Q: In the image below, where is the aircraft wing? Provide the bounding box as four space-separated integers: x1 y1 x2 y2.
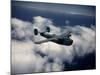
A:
34 37 57 44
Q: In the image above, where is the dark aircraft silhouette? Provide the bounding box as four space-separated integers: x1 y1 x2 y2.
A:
33 26 73 46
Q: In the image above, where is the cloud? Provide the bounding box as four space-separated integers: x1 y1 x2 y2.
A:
11 16 96 74
11 18 33 41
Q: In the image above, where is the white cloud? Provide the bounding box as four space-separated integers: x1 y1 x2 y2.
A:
11 16 96 74
11 18 33 41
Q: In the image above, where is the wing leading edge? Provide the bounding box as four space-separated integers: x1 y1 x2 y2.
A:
34 37 57 44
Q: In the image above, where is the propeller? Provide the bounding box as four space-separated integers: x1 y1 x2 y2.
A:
34 26 50 35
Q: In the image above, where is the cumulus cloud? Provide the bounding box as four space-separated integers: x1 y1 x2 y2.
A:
11 16 96 74
11 18 33 41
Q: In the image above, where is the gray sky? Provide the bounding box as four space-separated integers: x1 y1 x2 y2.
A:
12 1 96 16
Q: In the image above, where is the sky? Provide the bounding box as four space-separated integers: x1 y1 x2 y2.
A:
12 1 96 26
11 1 96 74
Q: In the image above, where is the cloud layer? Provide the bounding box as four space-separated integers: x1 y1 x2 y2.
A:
11 16 96 74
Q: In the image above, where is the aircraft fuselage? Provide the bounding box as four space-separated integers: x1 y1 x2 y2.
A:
40 32 73 46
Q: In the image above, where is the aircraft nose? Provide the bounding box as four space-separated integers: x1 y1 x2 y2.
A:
70 39 73 45
66 38 73 46
64 38 73 46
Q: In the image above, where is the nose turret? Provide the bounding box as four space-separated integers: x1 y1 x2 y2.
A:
69 39 73 45
64 38 73 46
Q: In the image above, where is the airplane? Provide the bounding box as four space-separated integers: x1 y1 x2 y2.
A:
33 26 73 46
